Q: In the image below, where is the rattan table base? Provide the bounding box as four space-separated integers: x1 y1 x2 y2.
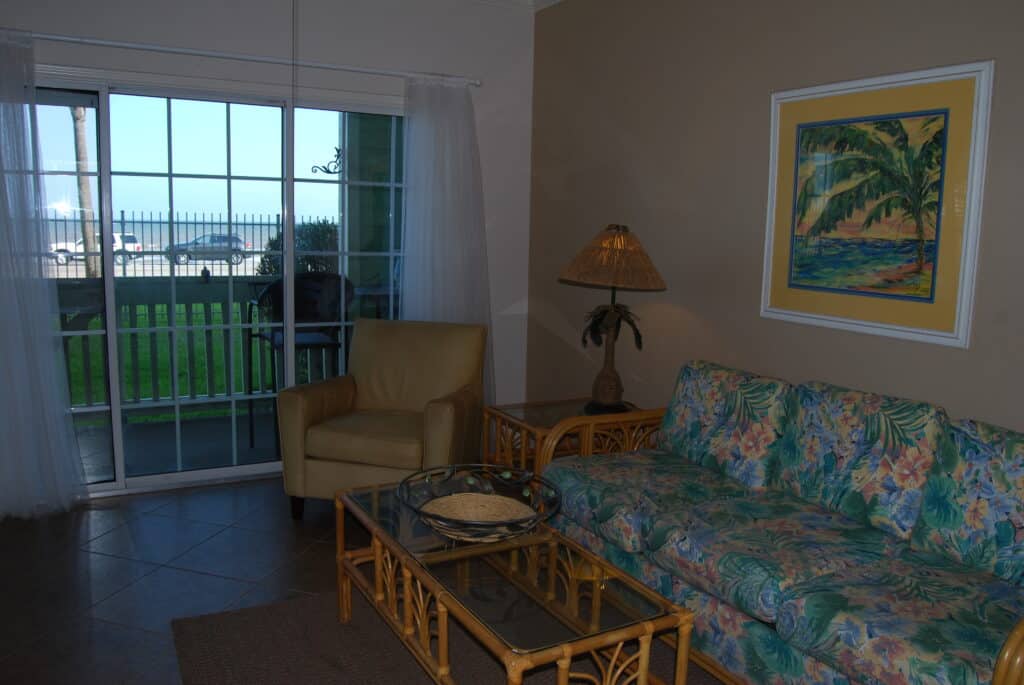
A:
336 493 694 685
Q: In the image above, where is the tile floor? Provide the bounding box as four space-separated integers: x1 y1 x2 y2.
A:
0 476 357 684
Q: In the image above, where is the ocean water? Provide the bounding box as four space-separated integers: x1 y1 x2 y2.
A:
790 237 937 299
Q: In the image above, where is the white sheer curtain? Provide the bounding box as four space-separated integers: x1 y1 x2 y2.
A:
0 30 85 518
400 78 494 401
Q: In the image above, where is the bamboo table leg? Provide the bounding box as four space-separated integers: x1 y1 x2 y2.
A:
675 617 692 685
335 497 351 622
556 655 571 685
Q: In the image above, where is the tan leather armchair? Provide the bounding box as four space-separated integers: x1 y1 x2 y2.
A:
277 318 487 517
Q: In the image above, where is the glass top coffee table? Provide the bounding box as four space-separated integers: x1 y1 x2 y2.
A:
335 483 693 684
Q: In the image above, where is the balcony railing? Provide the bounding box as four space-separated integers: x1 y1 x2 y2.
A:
52 212 398 410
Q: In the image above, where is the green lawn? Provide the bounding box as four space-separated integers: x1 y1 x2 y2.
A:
64 302 354 409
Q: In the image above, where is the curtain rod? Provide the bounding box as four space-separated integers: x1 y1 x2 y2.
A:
31 32 482 87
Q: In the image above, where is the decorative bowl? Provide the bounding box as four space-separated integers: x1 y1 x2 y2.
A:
397 464 561 543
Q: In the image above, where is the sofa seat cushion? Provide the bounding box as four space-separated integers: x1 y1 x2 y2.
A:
543 450 748 553
776 551 1024 685
645 492 905 623
912 419 1024 586
657 360 793 490
306 410 422 469
770 381 947 540
552 514 857 685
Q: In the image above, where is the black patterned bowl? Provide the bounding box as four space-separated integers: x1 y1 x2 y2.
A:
397 464 561 543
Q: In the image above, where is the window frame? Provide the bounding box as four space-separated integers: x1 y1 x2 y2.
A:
35 64 405 496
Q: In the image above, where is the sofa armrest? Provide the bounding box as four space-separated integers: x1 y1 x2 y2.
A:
276 375 357 496
994 618 1024 685
535 408 666 473
423 384 480 469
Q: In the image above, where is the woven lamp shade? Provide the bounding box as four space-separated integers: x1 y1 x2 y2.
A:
559 224 666 291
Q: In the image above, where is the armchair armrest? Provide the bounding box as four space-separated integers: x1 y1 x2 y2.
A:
276 375 357 496
423 384 480 469
535 408 666 473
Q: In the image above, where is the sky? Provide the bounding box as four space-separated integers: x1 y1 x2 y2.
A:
36 94 391 223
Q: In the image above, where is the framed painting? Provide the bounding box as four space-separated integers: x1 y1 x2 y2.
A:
760 62 993 347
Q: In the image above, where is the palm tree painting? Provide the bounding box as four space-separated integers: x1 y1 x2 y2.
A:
789 110 948 301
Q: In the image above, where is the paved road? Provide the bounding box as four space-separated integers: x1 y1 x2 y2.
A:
48 254 266 279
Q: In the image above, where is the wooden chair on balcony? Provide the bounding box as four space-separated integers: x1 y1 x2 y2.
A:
245 273 354 449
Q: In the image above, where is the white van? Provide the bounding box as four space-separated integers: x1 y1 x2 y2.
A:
50 233 142 265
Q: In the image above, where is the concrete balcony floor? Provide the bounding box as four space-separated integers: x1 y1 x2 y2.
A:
79 409 279 485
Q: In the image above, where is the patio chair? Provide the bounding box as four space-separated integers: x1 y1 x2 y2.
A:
277 318 487 518
245 273 354 449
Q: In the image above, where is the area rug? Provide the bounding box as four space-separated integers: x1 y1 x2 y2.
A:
173 591 722 684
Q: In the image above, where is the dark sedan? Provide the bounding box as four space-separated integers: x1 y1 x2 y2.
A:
165 234 251 265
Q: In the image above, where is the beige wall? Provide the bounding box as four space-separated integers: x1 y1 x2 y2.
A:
6 0 534 403
529 0 1024 430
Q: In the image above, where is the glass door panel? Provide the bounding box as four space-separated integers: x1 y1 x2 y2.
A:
37 88 115 485
293 107 402 378
110 93 284 477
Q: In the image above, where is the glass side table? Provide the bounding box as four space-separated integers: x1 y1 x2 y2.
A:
482 398 638 470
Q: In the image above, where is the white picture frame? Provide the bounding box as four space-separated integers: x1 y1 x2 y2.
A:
760 61 994 348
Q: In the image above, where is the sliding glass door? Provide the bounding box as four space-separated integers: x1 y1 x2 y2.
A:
35 83 403 490
37 88 115 485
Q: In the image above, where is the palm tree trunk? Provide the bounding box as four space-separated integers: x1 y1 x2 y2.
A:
914 217 925 273
591 321 623 406
72 106 100 278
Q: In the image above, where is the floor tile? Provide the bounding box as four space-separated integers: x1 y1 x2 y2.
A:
87 491 179 518
149 484 268 526
69 506 137 542
232 494 335 543
245 540 338 598
84 513 224 564
168 525 309 582
33 551 158 609
0 617 180 685
91 566 252 635
0 553 156 660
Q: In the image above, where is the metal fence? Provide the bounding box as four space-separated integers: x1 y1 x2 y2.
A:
47 210 285 279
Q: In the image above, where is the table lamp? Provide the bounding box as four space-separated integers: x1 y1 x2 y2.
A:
559 224 666 414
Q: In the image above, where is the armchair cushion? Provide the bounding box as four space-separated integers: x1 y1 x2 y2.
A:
349 319 486 412
306 410 423 470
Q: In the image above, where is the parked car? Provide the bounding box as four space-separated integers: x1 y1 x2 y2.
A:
165 234 251 265
50 233 142 265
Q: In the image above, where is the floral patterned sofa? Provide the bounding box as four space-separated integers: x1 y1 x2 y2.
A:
541 360 1024 685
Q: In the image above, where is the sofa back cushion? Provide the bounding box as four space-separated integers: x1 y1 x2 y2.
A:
774 381 945 540
911 419 1024 584
657 360 792 490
